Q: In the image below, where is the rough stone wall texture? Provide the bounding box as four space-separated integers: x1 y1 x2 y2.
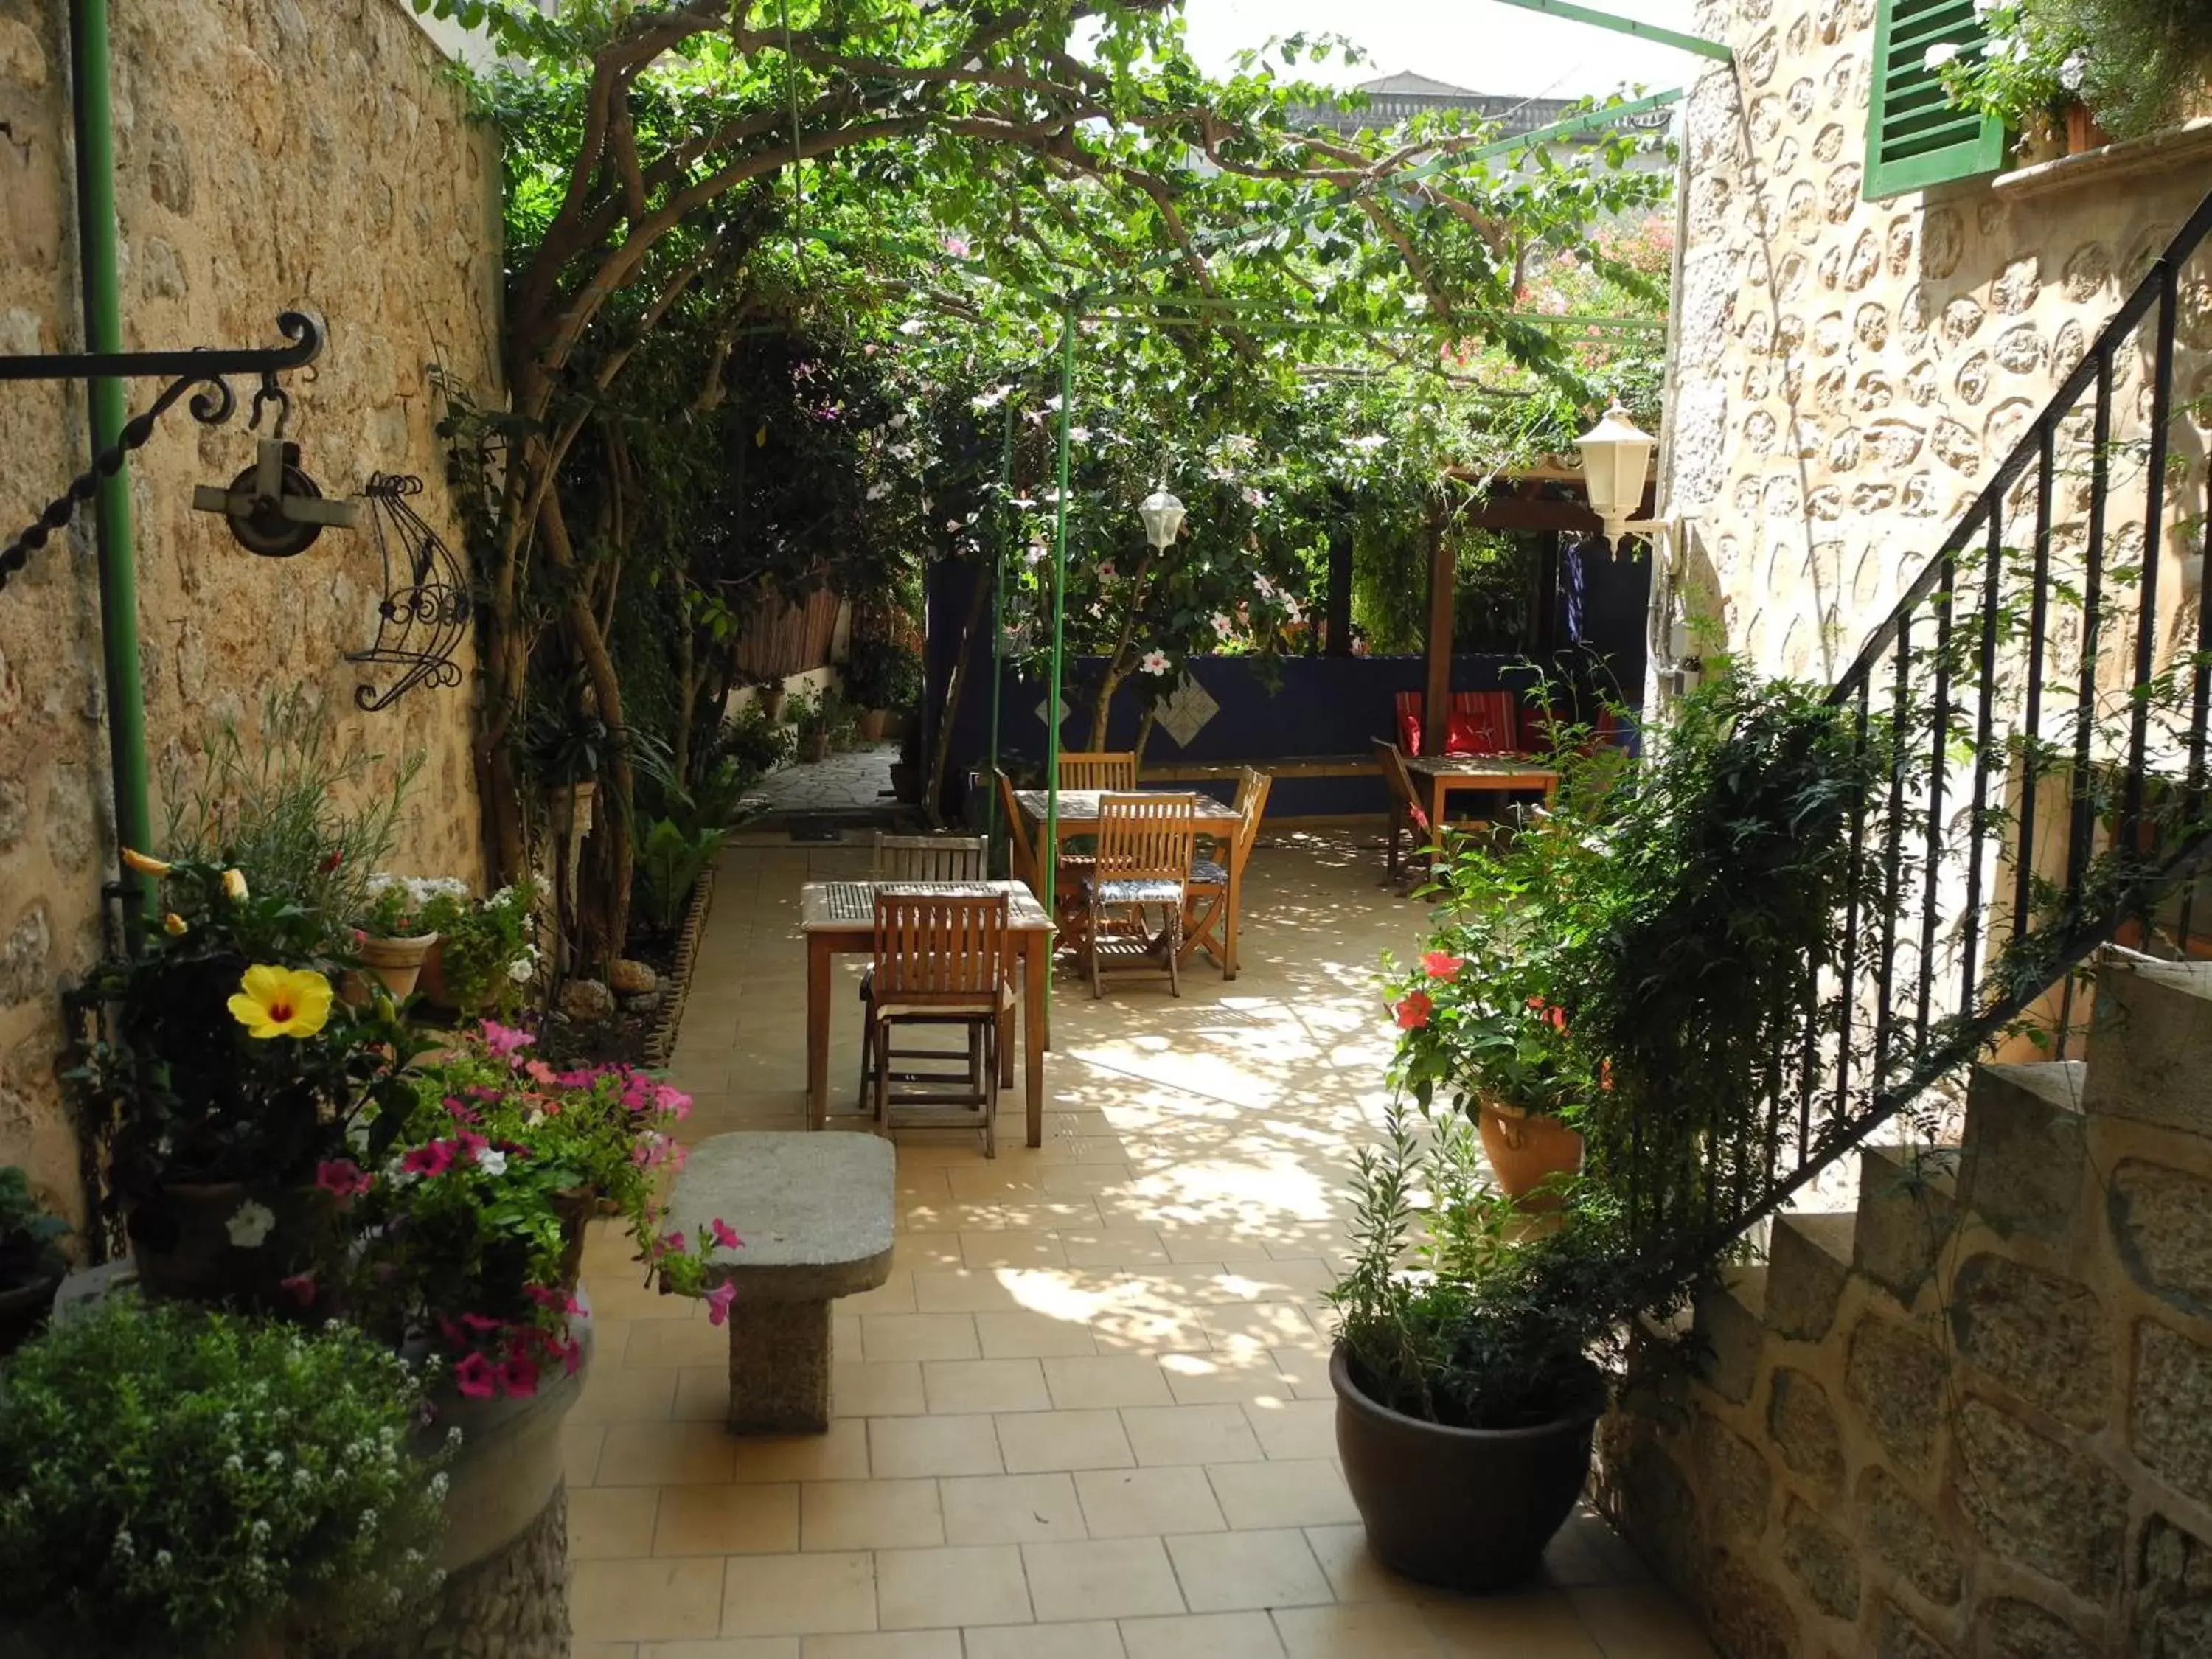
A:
0 0 498 1213
1599 960 2212 1658
1665 0 2212 688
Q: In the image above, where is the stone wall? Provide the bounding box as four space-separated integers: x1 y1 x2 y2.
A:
1662 0 2212 687
0 0 500 1214
1600 959 2212 1658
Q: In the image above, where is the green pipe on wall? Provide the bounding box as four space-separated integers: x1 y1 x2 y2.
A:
68 0 156 921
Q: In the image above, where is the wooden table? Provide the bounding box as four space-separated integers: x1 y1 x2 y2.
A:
1391 756 1561 879
801 880 1055 1147
1015 789 1253 974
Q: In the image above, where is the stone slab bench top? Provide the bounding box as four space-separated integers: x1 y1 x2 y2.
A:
668 1131 896 1304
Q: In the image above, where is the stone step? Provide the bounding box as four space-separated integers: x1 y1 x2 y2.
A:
1690 1262 1767 1405
1852 1144 1960 1307
1764 1211 1855 1343
2081 957 2212 1138
1956 1060 2087 1243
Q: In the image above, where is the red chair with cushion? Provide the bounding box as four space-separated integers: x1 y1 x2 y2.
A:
1447 690 1517 756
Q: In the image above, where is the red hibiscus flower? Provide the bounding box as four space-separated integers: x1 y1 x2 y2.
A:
1394 992 1433 1031
1422 951 1465 979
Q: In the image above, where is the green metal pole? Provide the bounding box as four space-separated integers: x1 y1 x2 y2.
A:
1043 300 1078 933
69 0 154 922
1487 0 1733 62
984 402 1015 861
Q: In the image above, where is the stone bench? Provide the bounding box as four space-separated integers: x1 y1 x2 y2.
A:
667 1130 896 1433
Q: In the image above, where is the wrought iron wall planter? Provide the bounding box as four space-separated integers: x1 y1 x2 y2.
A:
346 473 471 712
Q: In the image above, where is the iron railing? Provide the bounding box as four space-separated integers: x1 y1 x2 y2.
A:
1649 186 2212 1258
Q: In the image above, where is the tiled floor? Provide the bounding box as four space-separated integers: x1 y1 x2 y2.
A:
750 745 901 815
568 830 1717 1659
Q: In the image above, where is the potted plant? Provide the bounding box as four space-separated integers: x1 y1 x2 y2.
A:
67 854 422 1312
354 874 442 1002
847 644 925 742
788 689 832 762
417 881 543 1018
1324 1102 1643 1591
0 1167 69 1357
1930 2 2212 158
0 1295 450 1658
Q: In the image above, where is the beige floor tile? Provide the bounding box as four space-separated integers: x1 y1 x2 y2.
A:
997 1408 1136 1473
638 1644 800 1659
625 1318 740 1369
961 1229 1069 1269
653 1483 801 1555
1242 1400 1338 1461
575 1365 682 1427
675 1367 734 1422
1197 1303 1319 1350
1121 1611 1287 1659
869 1413 1004 1478
797 1633 963 1659
587 1270 700 1322
974 1309 1100 1358
575 1644 639 1659
1072 1466 1226 1539
1264 1346 1337 1402
1207 1460 1358 1530
732 1419 872 1484
940 1472 1089 1545
1166 1528 1332 1614
1043 1354 1177 1411
1156 1349 1295 1406
1563 1585 1717 1659
860 1314 981 1363
566 1423 608 1486
834 1361 928 1419
1419 1592 1607 1658
571 1557 727 1642
570 1486 662 1560
1121 1405 1265 1467
1057 1229 1170 1268
1158 1229 1279 1265
874 1543 1033 1629
894 1232 967 1270
720 1551 877 1638
597 1422 741 1486
1273 1602 1445 1658
1545 1513 1651 1589
801 1479 945 1551
961 1620 1125 1659
922 1358 1050 1415
1301 1525 1424 1604
841 1274 919 1316
1022 1537 1187 1623
949 1197 1105 1231
1089 1304 1214 1354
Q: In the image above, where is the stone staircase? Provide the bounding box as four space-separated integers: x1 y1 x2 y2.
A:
1598 955 2212 1659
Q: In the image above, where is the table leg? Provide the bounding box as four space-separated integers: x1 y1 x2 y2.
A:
1430 776 1450 843
806 935 832 1130
1386 799 1402 881
1024 938 1047 1147
1224 849 1244 981
725 1297 831 1433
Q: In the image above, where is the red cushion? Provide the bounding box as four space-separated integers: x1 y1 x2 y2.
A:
1447 691 1515 755
1394 692 1424 757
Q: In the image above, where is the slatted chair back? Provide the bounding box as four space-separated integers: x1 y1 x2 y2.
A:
1094 793 1199 886
873 832 987 883
995 770 1037 887
872 892 1011 1010
1229 768 1273 864
1373 740 1432 838
1058 751 1138 791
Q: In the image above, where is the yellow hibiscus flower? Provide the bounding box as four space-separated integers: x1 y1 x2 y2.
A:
221 869 250 902
227 965 334 1040
121 848 173 877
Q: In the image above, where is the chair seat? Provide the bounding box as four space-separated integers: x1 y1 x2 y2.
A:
873 983 1016 1022
1092 877 1188 905
1188 860 1228 888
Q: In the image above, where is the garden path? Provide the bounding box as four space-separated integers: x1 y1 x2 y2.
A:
567 830 1717 1658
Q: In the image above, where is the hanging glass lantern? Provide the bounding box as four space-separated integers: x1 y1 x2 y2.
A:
1574 402 1656 554
1138 487 1187 551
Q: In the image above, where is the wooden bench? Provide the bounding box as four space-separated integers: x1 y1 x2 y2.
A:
667 1131 895 1433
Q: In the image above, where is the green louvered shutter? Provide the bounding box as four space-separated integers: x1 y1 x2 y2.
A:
1864 0 2006 200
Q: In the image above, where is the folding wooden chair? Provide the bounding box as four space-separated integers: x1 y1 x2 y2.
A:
856 834 990 1110
1183 768 1271 980
867 891 1014 1157
995 769 1037 891
1373 739 1437 894
1080 793 1199 998
1057 751 1138 790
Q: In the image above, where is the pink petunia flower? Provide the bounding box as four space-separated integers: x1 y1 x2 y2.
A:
1422 952 1466 979
444 1094 480 1124
526 1284 582 1315
654 1083 693 1119
704 1282 737 1327
1394 992 1433 1032
459 1311 505 1334
400 1141 456 1178
711 1217 742 1251
315 1159 372 1200
499 1352 540 1398
279 1272 317 1307
661 1230 687 1258
455 1130 490 1159
524 1059 560 1086
453 1352 498 1399
481 1020 535 1062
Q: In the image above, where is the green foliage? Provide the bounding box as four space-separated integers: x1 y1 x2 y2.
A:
1933 0 2212 140
0 1296 448 1656
0 1166 68 1284
161 689 422 945
846 644 924 712
418 884 542 1016
636 819 727 936
716 702 797 779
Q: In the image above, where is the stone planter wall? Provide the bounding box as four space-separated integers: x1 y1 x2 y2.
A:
1598 959 2212 1658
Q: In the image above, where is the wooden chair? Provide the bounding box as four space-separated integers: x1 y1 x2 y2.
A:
1080 793 1199 998
1183 768 1271 980
995 769 1037 891
857 834 991 1110
866 891 1014 1157
1373 739 1437 894
1058 751 1138 791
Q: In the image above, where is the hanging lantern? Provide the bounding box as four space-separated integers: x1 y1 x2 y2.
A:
1574 401 1656 554
1138 487 1187 551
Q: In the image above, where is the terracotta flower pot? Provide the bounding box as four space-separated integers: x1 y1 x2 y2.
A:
1475 1097 1585 1203
127 1182 334 1312
1332 1345 1602 1591
357 931 439 1002
419 939 496 1018
860 708 891 742
2065 102 2112 155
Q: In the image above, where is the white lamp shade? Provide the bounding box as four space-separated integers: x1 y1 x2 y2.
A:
1138 487 1187 549
1574 402 1655 540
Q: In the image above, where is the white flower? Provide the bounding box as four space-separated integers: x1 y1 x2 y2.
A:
1139 649 1170 676
2059 50 2088 91
865 481 889 502
428 1472 450 1500
1241 486 1267 509
507 950 537 985
1347 433 1388 451
1923 41 1961 70
153 1550 173 1570
897 318 926 336
476 1149 509 1177
1212 614 1235 639
225 1201 276 1249
265 1450 285 1469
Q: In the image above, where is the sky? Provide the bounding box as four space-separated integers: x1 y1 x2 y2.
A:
1179 0 1706 103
